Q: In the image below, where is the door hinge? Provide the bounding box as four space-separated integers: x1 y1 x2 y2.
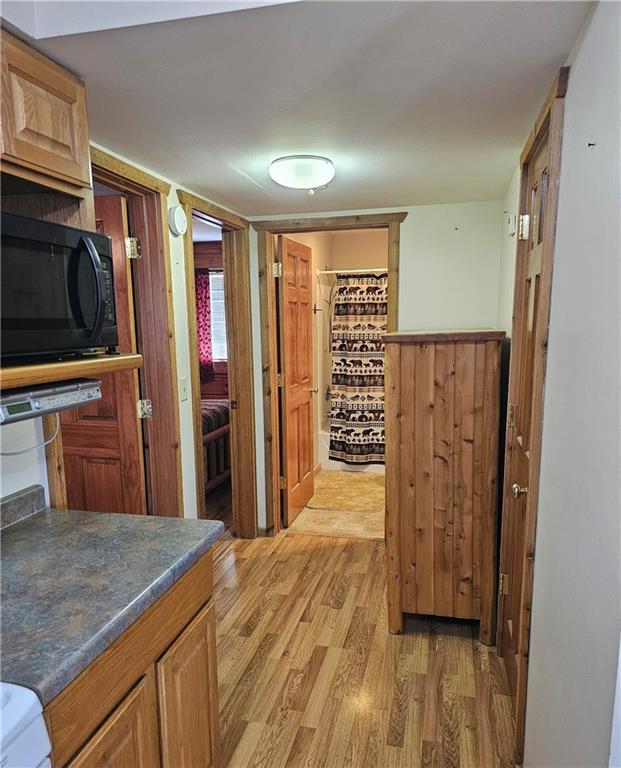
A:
136 399 153 419
279 476 287 490
272 261 283 278
277 373 284 387
517 214 530 241
499 572 509 596
125 237 142 260
507 403 516 428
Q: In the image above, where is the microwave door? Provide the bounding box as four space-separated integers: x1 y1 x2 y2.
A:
80 236 106 342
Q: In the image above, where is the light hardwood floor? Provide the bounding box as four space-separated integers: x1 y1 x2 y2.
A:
213 533 515 767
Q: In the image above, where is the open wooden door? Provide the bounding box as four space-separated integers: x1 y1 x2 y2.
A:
61 195 147 514
278 236 314 525
497 69 568 762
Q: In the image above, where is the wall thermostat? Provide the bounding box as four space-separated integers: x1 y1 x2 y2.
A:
168 205 188 237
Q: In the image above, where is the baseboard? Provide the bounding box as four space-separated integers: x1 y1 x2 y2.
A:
313 463 321 477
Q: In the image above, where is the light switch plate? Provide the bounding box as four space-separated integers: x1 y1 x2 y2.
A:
179 377 189 402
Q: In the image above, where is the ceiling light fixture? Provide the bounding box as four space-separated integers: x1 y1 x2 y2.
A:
268 155 335 195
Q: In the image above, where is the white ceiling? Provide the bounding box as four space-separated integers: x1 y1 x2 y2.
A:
31 1 591 216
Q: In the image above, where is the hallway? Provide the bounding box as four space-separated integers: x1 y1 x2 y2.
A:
213 533 515 767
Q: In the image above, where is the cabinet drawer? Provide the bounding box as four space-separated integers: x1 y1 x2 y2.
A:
67 672 160 768
157 602 220 768
1 31 90 187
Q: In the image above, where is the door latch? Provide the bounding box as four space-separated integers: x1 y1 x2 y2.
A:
136 399 153 419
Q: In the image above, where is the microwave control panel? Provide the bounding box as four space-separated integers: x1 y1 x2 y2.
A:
0 379 102 425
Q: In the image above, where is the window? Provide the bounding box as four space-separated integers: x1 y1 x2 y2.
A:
209 271 227 360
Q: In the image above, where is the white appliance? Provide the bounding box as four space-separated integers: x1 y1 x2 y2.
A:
0 682 51 768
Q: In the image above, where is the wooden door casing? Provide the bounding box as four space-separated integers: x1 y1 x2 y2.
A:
61 195 146 515
496 68 568 763
157 602 220 768
67 672 160 768
279 237 314 525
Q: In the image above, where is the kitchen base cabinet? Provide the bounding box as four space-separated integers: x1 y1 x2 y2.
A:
158 603 220 768
67 673 160 768
44 552 220 767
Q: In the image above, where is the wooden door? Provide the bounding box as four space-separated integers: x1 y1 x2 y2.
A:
157 602 220 768
278 237 314 525
61 195 146 514
67 672 160 768
497 69 568 762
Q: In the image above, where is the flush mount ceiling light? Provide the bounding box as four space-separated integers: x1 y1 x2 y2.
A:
268 155 335 195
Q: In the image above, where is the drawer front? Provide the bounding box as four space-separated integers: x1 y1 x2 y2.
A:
67 672 160 768
1 32 90 187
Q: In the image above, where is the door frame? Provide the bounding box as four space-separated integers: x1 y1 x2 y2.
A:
496 68 569 763
90 146 184 517
253 212 407 535
178 190 257 538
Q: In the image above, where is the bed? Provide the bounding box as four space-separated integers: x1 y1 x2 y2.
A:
201 399 231 493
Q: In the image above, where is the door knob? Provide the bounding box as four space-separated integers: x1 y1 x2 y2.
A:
511 482 528 499
307 387 319 393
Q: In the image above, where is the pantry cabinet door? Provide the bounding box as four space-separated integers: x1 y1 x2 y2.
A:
67 673 160 768
1 30 90 187
157 602 220 768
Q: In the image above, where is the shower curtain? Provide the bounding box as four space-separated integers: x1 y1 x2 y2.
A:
329 272 387 464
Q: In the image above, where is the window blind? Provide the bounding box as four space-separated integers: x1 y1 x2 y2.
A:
209 272 227 360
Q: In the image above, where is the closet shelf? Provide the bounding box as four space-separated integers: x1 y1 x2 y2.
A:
0 353 143 391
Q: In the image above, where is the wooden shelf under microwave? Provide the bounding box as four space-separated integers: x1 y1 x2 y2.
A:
0 353 143 391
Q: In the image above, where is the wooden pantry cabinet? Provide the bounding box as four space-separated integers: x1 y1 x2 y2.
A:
384 331 505 644
45 553 220 768
1 30 91 190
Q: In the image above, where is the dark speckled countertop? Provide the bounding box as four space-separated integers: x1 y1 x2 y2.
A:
0 502 224 706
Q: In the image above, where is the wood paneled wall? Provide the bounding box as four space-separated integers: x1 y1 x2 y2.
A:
385 330 505 644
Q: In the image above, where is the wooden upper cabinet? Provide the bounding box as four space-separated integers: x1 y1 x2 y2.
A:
157 602 220 768
1 30 91 188
67 672 160 768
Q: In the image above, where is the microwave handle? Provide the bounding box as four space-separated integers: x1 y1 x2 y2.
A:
81 236 107 342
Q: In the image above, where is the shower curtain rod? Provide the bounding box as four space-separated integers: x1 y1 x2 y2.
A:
317 268 387 275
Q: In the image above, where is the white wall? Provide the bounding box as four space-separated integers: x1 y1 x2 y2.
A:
0 420 49 501
497 167 520 334
523 4 621 766
399 201 504 330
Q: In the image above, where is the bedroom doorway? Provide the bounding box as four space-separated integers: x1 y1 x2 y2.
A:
178 191 257 538
254 212 407 537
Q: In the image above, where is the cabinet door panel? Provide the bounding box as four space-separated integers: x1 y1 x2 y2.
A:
67 672 160 768
157 602 220 768
1 31 90 186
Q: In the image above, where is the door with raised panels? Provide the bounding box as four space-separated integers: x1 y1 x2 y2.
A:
61 195 146 514
497 69 568 762
157 602 220 768
278 236 315 525
67 673 160 768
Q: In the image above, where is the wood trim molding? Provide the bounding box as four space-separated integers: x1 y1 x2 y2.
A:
177 189 247 231
251 212 408 233
90 146 171 195
257 211 405 532
180 196 257 536
385 330 506 344
520 67 569 165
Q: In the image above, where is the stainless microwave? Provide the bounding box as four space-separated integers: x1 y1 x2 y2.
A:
1 213 118 363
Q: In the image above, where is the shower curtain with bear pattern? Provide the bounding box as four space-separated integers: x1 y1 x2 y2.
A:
329 272 387 464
